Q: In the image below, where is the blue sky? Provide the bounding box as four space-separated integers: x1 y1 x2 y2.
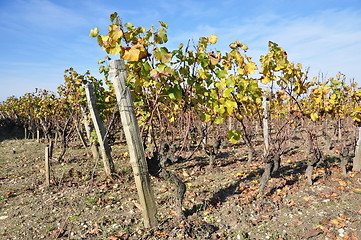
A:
0 0 361 101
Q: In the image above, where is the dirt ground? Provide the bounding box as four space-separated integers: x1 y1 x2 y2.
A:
0 138 360 239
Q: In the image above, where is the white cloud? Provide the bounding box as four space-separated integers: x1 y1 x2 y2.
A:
2 0 87 30
170 8 361 81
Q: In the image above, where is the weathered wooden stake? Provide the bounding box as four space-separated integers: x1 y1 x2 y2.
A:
80 106 99 160
54 131 58 147
45 146 50 187
110 59 157 228
37 129 40 143
262 96 269 154
353 123 361 171
49 140 53 158
85 84 115 177
24 126 27 139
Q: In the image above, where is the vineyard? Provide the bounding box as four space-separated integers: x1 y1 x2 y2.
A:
0 12 361 239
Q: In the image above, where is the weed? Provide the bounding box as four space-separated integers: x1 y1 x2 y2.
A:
45 225 55 231
86 198 97 205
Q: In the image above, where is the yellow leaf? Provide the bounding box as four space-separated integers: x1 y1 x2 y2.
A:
97 35 111 47
338 180 347 186
229 42 237 49
310 112 319 121
107 45 121 55
275 65 285 71
236 172 245 177
208 34 218 44
330 219 340 225
240 43 248 51
89 27 99 37
237 67 245 75
108 24 123 40
246 62 258 74
261 76 271 84
122 45 148 61
209 54 219 65
197 69 208 80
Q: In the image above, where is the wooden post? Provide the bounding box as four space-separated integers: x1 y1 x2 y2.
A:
85 84 115 177
24 126 27 139
37 129 40 143
54 131 58 147
353 123 361 171
45 146 50 187
49 140 53 158
262 96 269 154
110 59 157 228
228 116 233 131
80 106 99 160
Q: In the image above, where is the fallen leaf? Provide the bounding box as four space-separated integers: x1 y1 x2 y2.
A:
154 230 169 237
320 218 330 225
204 177 212 183
306 228 323 238
287 200 296 207
262 214 273 220
170 210 177 216
303 196 314 202
108 236 119 240
338 180 347 186
50 228 66 239
182 170 190 177
292 218 303 226
88 228 102 235
331 192 339 197
134 202 143 211
236 172 245 178
330 219 340 225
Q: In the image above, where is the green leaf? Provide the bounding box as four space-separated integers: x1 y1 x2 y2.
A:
168 84 182 100
223 88 234 98
154 47 172 63
159 21 168 29
225 99 237 109
228 130 242 143
216 69 227 79
154 28 168 44
110 12 118 22
214 117 224 124
201 113 212 122
124 22 135 29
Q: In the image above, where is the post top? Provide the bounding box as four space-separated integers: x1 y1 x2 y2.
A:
110 59 126 71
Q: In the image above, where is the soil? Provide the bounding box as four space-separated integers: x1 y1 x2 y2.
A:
0 138 360 239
